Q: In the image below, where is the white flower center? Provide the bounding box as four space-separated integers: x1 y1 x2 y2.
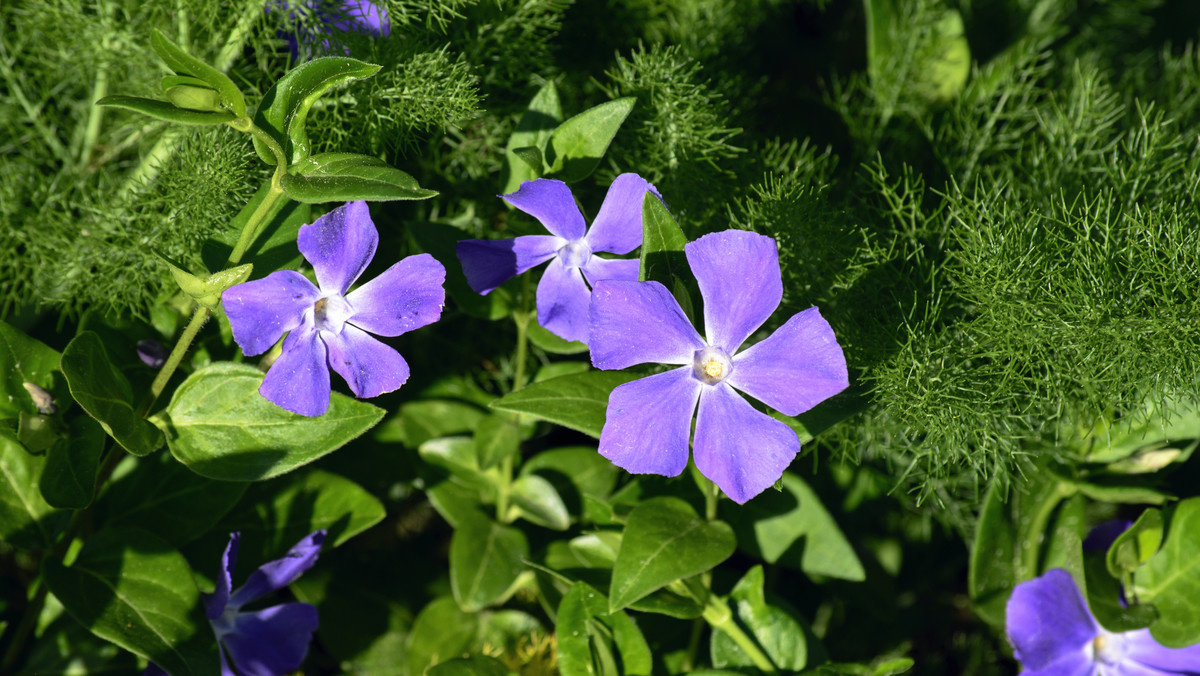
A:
1092 630 1129 668
311 294 353 334
692 346 733 385
558 240 592 269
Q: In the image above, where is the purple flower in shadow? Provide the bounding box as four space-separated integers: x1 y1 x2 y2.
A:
587 229 849 503
274 0 390 61
456 174 659 344
222 201 446 417
1007 568 1200 675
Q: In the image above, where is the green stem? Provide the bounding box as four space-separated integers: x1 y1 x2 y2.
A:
1021 481 1074 579
702 594 777 673
511 274 532 394
143 306 209 416
495 453 515 523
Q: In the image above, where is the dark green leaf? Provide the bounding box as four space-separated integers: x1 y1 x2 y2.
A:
504 81 562 193
0 430 64 548
450 511 529 612
1086 550 1157 632
95 95 236 125
40 415 105 509
377 399 487 448
606 609 652 675
556 583 597 676
1133 497 1200 647
407 597 481 674
0 320 63 419
61 331 163 456
153 362 383 481
511 146 544 174
508 474 570 530
490 371 640 438
281 152 437 203
149 29 244 116
428 655 515 676
474 415 520 470
638 191 687 287
544 97 635 183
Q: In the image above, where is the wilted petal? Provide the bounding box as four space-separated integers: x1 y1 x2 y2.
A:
599 368 700 477
346 253 445 336
1125 628 1200 672
298 201 378 295
589 280 703 369
581 255 639 287
456 235 560 295
203 533 240 619
259 325 331 417
536 257 592 343
222 271 320 357
502 179 586 240
727 307 849 416
221 603 319 676
685 230 782 352
229 531 326 608
1006 569 1099 671
585 173 659 255
324 325 410 399
693 383 798 504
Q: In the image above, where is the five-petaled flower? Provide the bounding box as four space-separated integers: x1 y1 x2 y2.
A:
588 229 849 503
1007 568 1200 675
456 174 659 344
146 531 326 676
223 201 446 417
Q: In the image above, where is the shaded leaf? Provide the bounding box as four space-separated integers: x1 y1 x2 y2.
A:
504 81 563 193
450 511 529 612
0 430 65 548
545 98 635 183
40 415 105 509
490 371 640 438
61 332 163 456
1133 497 1200 647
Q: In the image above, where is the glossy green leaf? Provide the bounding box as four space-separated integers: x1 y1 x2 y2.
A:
43 527 220 675
504 80 562 193
1108 508 1164 579
450 511 529 612
149 29 244 116
527 321 588 355
545 97 635 183
407 596 481 674
607 609 652 675
474 415 520 470
0 320 63 420
627 586 705 619
156 253 252 310
160 74 211 91
0 430 65 548
724 472 864 581
95 95 236 125
281 152 437 203
609 497 735 612
1133 497 1200 647
490 371 640 438
711 566 811 671
508 474 570 530
61 331 163 456
153 362 383 481
428 655 515 676
40 415 105 509
253 57 381 165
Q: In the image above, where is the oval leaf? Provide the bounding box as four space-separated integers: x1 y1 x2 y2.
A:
61 331 163 456
490 370 639 438
450 511 529 612
508 474 570 530
0 320 63 419
545 97 635 183
282 153 437 203
96 95 236 125
150 29 244 117
1133 497 1200 647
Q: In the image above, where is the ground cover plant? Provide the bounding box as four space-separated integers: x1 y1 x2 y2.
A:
2 0 1200 673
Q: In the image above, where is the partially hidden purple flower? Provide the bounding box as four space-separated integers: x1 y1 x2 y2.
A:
1007 568 1200 675
588 229 849 503
456 175 660 344
222 201 446 417
146 531 326 676
273 0 390 61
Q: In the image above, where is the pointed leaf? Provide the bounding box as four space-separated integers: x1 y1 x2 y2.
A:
511 146 544 174
96 95 237 125
711 566 812 670
450 511 529 612
504 81 562 193
61 332 163 456
508 474 570 530
1108 508 1164 578
490 371 639 438
544 97 635 183
150 29 244 116
281 152 437 203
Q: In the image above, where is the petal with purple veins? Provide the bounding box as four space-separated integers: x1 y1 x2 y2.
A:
501 179 586 240
1005 569 1099 671
727 307 849 416
221 603 319 676
589 280 703 369
685 230 783 352
536 257 592 343
581 255 639 287
222 271 320 357
692 383 798 504
324 325 410 399
346 253 446 337
297 201 378 295
585 173 659 255
229 531 326 608
259 325 332 417
203 532 240 620
456 235 561 295
598 368 700 478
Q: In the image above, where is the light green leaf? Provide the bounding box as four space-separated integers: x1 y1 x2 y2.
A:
149 29 245 117
40 415 105 509
474 415 520 470
544 98 636 183
281 152 437 203
154 362 383 481
61 331 163 456
569 532 622 568
1133 497 1200 647
96 95 236 125
711 566 812 671
1108 508 1164 578
490 371 640 438
504 81 562 193
450 511 530 612
508 474 570 530
420 436 500 500
407 597 481 675
0 430 65 548
156 253 252 310
0 320 62 420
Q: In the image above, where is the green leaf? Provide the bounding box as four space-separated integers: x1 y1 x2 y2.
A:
419 436 500 500
504 80 562 193
606 608 652 675
1085 550 1157 633
609 497 735 612
511 146 544 174
202 182 310 276
508 474 570 530
544 97 636 183
490 371 640 438
153 362 384 481
711 566 812 671
450 511 530 612
61 332 163 456
281 152 437 203
407 597 481 674
428 655 515 676
43 527 221 676
0 320 63 419
569 532 622 568
408 222 510 320
1108 508 1164 578
150 29 245 117
1133 497 1200 647
912 9 971 104
156 253 253 310
527 320 589 355
164 85 223 112
520 446 619 518
253 57 381 165
96 95 237 125
556 583 598 676
39 415 105 509
474 415 520 470
1072 480 1170 506
723 472 864 581
377 399 487 448
638 191 687 287
0 430 65 548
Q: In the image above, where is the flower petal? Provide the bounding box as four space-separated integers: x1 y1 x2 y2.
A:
502 179 586 240
1082 519 1133 553
727 307 849 416
297 201 378 295
693 383 798 504
685 230 782 352
581 255 639 287
536 257 592 343
584 173 659 255
259 325 331 417
589 280 704 369
1006 569 1099 671
324 325 410 398
229 531 326 608
456 235 560 295
222 271 320 357
1125 628 1200 672
599 368 700 477
345 253 446 336
203 533 240 619
1016 651 1098 676
221 603 319 676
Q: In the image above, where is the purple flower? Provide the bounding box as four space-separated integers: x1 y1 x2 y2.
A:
456 174 660 344
1007 568 1200 675
273 0 390 61
222 201 446 417
137 339 167 369
587 229 849 503
146 531 326 676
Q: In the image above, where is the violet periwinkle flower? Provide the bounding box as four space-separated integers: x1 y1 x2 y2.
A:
456 174 660 344
1007 568 1200 675
137 339 167 369
273 0 390 60
588 229 849 503
222 201 446 417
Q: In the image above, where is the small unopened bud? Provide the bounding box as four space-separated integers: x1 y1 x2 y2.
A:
22 382 56 415
138 339 168 369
